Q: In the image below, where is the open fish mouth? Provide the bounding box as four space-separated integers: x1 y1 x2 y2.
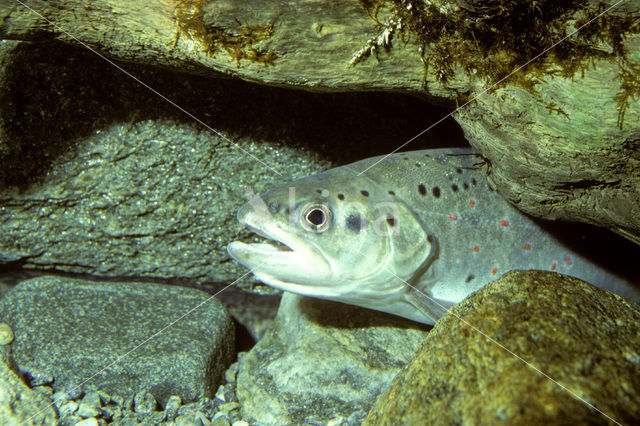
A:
244 224 293 253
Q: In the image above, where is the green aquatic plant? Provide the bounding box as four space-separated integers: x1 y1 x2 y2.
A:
614 61 640 128
353 0 639 127
175 0 277 66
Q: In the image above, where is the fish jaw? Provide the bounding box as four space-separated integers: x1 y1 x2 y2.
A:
226 203 336 295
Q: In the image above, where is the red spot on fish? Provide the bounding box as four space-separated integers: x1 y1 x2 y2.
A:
551 262 557 271
469 200 475 207
449 214 457 221
500 220 509 227
524 243 531 250
491 267 498 275
473 245 479 252
564 255 573 266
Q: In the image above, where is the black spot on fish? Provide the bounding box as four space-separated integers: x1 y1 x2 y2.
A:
456 168 462 174
463 182 469 190
452 184 459 192
346 213 363 232
466 274 475 283
285 206 293 216
361 190 369 197
386 215 396 227
418 184 426 195
316 189 322 194
403 157 409 161
415 162 421 167
268 201 280 214
388 190 396 196
472 178 477 185
433 186 441 198
424 154 431 158
337 194 344 201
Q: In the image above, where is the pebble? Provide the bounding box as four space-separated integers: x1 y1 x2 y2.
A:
133 391 156 414
0 322 13 345
77 402 102 418
59 400 79 417
174 414 202 426
74 418 99 426
212 415 231 426
82 390 103 408
32 385 54 397
165 394 182 421
224 362 238 383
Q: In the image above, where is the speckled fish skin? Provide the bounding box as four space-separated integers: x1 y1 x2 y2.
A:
227 148 640 325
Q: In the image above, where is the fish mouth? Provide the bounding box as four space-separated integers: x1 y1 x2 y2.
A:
243 224 294 253
226 208 333 292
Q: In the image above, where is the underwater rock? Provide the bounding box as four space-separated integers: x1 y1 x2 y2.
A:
456 57 640 245
0 355 58 425
364 270 640 425
0 0 425 92
2 1 638 243
236 292 429 425
0 276 235 406
0 40 332 284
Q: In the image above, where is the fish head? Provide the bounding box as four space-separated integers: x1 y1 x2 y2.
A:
227 166 436 317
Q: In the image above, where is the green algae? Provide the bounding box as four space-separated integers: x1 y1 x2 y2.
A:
175 0 277 67
354 0 640 128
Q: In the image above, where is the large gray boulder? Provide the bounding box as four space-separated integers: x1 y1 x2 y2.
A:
0 276 235 406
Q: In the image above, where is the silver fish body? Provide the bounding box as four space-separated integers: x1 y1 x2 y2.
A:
227 148 640 324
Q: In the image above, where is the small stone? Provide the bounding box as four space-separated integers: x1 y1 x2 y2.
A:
97 390 111 406
82 391 103 408
109 393 124 407
218 402 239 414
0 322 13 345
174 414 201 426
165 395 182 421
214 385 226 402
64 386 84 400
101 405 121 421
133 392 156 414
52 390 72 405
59 401 79 417
31 385 53 397
211 412 230 424
211 415 231 426
224 363 238 384
231 420 249 426
77 402 101 418
195 411 211 425
177 402 199 417
74 418 99 426
60 415 84 426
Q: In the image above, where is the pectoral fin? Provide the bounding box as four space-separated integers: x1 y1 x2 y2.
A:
406 288 455 325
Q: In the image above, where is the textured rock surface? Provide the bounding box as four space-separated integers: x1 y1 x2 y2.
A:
364 270 640 425
0 355 58 425
2 1 638 243
236 292 429 424
0 39 462 284
457 48 640 245
0 276 235 406
0 0 429 92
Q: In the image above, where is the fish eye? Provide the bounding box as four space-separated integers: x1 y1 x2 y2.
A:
301 203 332 233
